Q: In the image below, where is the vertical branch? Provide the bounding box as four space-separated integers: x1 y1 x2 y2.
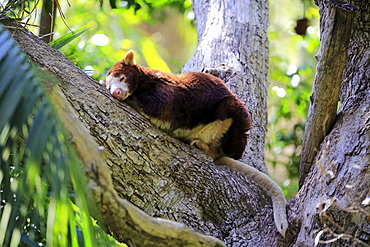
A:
299 0 357 188
39 0 57 43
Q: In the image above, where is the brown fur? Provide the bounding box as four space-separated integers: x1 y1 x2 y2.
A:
100 51 287 237
102 52 252 160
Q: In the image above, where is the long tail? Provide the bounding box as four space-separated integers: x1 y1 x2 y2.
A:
216 156 288 237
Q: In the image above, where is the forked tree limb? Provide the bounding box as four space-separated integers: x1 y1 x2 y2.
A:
299 0 357 188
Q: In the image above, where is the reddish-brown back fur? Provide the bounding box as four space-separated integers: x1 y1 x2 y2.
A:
106 60 252 160
101 52 289 237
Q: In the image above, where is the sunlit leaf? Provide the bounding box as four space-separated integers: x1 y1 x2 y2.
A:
0 25 117 246
49 25 92 50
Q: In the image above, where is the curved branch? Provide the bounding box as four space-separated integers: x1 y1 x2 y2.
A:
50 85 226 247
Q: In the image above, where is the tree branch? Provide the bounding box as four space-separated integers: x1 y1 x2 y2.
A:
299 0 357 187
7 24 283 246
50 84 226 247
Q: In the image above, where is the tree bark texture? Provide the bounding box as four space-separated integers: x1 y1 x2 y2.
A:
50 84 225 246
292 0 370 246
299 0 356 188
183 0 269 173
6 2 283 245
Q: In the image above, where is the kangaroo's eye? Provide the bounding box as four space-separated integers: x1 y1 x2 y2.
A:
119 76 125 82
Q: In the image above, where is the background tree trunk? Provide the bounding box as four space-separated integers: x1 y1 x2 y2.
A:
291 0 370 246
183 0 269 172
39 0 56 43
299 0 356 188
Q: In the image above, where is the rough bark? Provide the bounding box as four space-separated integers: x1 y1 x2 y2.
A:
292 92 370 246
292 0 370 246
183 0 269 173
50 84 225 247
5 1 282 244
299 0 356 188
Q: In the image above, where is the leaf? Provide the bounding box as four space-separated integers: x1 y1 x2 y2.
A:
0 25 114 246
20 234 40 247
49 25 92 50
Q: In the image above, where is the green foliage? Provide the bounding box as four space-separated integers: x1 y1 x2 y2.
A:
49 25 92 50
0 0 33 19
106 0 192 18
267 0 320 198
0 25 121 246
0 0 43 27
49 0 196 80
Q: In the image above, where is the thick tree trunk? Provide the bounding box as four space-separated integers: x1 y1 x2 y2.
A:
183 0 269 172
292 0 370 246
6 0 281 245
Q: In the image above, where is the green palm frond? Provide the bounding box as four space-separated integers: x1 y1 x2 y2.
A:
0 0 37 23
49 25 92 50
0 25 114 246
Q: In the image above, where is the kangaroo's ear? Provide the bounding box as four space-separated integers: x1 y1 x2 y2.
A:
123 50 136 66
